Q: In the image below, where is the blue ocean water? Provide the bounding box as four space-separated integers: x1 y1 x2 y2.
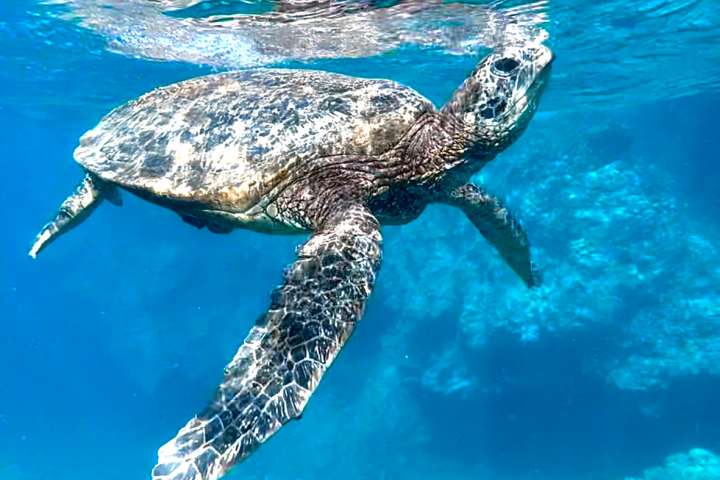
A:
2 0 720 479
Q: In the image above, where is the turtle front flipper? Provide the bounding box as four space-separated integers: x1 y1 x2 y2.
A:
29 173 122 258
153 204 382 480
441 182 540 288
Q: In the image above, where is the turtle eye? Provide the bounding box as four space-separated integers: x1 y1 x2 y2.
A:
493 58 520 74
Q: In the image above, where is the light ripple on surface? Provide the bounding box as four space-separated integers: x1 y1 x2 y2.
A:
3 0 720 113
38 0 550 64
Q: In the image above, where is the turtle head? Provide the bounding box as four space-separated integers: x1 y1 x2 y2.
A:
441 42 554 161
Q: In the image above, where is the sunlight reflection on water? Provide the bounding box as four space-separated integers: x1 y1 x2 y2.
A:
4 0 720 113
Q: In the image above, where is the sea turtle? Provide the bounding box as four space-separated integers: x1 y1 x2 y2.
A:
29 41 554 480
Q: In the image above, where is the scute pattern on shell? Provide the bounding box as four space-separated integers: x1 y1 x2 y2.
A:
74 69 435 212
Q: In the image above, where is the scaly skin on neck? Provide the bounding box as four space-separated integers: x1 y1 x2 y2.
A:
277 42 554 230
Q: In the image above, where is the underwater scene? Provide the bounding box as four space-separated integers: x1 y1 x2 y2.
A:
1 0 719 479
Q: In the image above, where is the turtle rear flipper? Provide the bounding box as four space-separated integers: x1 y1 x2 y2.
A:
29 173 122 258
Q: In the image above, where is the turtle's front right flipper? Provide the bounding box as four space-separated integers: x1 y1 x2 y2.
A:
29 173 122 259
153 204 382 480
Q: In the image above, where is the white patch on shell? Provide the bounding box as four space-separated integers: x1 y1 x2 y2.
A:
207 143 244 169
166 136 196 166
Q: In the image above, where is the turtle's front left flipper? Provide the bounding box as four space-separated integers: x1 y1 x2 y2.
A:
153 204 382 480
29 173 122 258
440 182 540 288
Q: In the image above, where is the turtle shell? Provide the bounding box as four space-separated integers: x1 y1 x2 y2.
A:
74 69 435 214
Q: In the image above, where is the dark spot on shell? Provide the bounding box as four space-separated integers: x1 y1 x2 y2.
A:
283 110 301 129
371 94 401 112
320 97 351 116
200 111 238 147
185 105 211 126
251 125 271 138
185 162 208 189
100 141 137 163
138 130 157 146
139 154 172 177
138 130 173 165
254 97 300 128
248 145 269 161
207 111 235 130
322 82 358 96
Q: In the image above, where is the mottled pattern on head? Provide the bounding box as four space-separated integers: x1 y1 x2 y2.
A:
74 69 434 212
441 42 553 155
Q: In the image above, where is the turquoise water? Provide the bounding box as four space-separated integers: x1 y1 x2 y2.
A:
1 1 719 479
